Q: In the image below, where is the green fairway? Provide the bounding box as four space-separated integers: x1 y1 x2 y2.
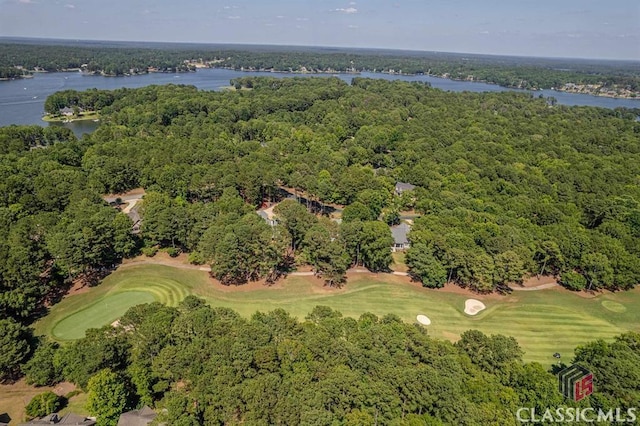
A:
37 264 640 365
52 292 155 340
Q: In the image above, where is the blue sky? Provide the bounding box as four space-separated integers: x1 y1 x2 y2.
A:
1 0 639 60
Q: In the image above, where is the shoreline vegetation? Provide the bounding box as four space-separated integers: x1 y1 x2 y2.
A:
42 111 99 123
1 40 639 99
6 65 640 100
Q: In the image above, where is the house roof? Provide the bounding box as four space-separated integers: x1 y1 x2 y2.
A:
0 412 10 426
117 406 157 426
395 182 416 192
390 222 411 245
19 413 96 426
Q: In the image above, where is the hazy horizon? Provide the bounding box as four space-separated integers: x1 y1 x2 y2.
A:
1 0 639 61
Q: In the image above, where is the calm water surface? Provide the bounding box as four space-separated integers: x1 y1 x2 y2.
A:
1 69 638 134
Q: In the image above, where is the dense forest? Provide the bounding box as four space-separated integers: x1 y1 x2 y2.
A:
1 78 639 330
17 300 640 425
1 40 639 92
1 79 640 422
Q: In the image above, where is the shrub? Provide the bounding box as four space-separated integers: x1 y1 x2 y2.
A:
142 246 158 257
26 392 61 418
188 251 205 265
166 247 180 258
560 271 587 291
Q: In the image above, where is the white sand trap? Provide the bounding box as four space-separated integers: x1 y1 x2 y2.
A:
464 299 486 316
416 314 431 325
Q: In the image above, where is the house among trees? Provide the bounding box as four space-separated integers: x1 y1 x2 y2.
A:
257 209 278 226
19 413 96 426
117 406 158 426
390 222 411 252
58 107 82 116
394 182 416 196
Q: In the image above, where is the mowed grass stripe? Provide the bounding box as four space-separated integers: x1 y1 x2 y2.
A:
38 264 640 365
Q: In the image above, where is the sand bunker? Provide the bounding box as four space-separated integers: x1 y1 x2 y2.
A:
464 299 486 316
416 314 431 325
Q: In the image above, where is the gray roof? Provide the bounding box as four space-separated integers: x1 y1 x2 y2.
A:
395 182 416 192
19 414 95 426
117 407 157 426
390 223 411 245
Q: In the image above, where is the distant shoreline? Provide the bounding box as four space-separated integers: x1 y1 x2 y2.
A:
6 66 639 101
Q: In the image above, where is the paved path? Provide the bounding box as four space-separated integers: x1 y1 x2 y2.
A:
119 261 409 278
510 282 558 291
118 259 556 291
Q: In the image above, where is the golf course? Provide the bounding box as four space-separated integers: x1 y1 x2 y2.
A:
36 263 640 365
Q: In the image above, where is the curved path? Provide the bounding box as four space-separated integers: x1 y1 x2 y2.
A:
510 282 559 291
119 257 556 291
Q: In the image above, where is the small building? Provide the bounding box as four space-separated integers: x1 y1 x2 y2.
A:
59 107 75 116
117 406 157 426
257 209 278 226
391 222 411 252
19 413 96 426
395 182 416 196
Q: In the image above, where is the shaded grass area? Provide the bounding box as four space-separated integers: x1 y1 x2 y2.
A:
391 252 408 272
36 265 640 365
0 381 85 426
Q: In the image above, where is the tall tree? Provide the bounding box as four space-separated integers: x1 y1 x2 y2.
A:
360 221 393 272
406 243 448 288
86 369 129 426
0 318 32 381
273 199 316 251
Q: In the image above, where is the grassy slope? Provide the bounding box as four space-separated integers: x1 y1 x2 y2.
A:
36 264 640 365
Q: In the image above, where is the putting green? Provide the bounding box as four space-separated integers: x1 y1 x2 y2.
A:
601 300 627 313
52 291 155 340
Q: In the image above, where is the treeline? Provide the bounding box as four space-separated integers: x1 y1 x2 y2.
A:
17 301 640 425
0 125 137 331
77 78 639 293
0 65 27 79
0 43 195 76
44 89 118 115
1 41 639 90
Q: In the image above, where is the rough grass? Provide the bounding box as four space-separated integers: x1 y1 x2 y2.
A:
36 265 640 365
0 381 83 425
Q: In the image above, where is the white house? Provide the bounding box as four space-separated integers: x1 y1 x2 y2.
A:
390 222 411 252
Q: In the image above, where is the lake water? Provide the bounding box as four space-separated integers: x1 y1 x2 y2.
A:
1 68 639 135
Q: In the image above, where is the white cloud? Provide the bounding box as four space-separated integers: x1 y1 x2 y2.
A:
335 7 357 14
227 15 241 19
18 0 36 4
296 17 309 21
64 3 75 8
348 24 358 29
